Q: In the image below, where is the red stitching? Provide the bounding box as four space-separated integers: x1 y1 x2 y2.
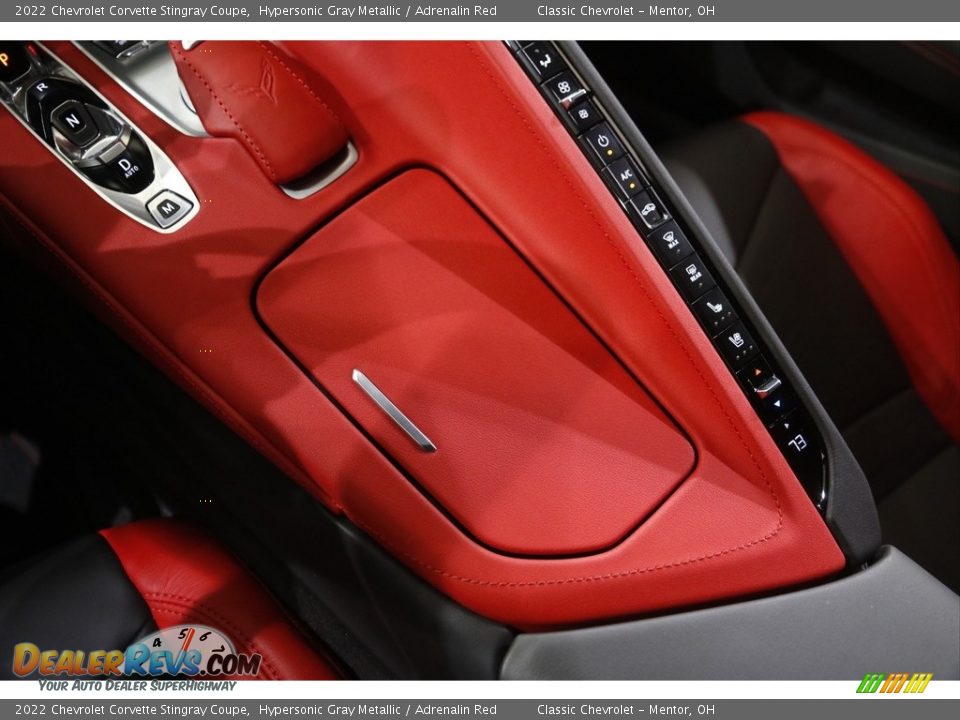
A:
258 42 347 134
171 43 278 182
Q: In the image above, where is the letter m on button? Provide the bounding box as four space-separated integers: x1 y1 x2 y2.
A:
158 200 179 218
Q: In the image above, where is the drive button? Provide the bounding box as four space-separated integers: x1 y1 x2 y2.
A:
147 190 193 229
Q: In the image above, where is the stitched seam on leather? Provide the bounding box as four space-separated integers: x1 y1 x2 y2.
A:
172 44 279 182
0 201 323 500
338 44 788 590
144 594 281 680
353 515 783 588
258 42 347 133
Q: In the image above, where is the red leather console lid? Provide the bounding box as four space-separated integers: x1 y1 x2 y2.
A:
257 169 695 557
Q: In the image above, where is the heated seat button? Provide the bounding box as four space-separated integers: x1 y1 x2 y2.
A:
146 190 193 229
543 71 586 107
51 100 99 147
567 100 602 132
0 43 32 85
580 122 625 166
81 132 154 194
715 320 759 369
629 190 669 229
520 42 567 80
646 221 693 266
602 157 645 200
692 287 737 335
668 254 716 302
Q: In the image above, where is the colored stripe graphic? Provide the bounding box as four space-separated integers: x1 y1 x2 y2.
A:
857 672 932 693
857 673 885 693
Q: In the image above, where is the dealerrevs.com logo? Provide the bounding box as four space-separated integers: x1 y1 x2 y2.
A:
12 625 261 678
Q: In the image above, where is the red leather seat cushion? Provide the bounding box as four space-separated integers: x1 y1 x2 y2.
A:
100 519 339 680
743 111 960 443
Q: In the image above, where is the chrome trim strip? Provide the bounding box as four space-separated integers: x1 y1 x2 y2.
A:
352 369 437 453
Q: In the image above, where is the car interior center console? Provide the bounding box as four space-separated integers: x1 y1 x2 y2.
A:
0 40 882 632
0 42 198 232
511 41 829 511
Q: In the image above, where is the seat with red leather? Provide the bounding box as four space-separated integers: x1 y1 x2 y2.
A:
0 518 340 680
660 111 960 590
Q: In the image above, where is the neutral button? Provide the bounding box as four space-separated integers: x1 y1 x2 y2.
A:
51 100 99 147
146 190 193 229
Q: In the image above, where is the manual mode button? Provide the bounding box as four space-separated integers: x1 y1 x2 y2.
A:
146 190 193 229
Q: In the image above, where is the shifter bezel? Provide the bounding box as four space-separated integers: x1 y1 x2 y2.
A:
0 42 199 234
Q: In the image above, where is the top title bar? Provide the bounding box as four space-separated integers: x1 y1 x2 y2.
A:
5 0 960 22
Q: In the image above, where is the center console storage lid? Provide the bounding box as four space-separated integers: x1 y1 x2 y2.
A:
257 169 695 557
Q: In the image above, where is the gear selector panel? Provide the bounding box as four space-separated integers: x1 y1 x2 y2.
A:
0 42 198 233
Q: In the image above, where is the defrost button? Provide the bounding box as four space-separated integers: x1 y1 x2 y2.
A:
668 254 716 302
